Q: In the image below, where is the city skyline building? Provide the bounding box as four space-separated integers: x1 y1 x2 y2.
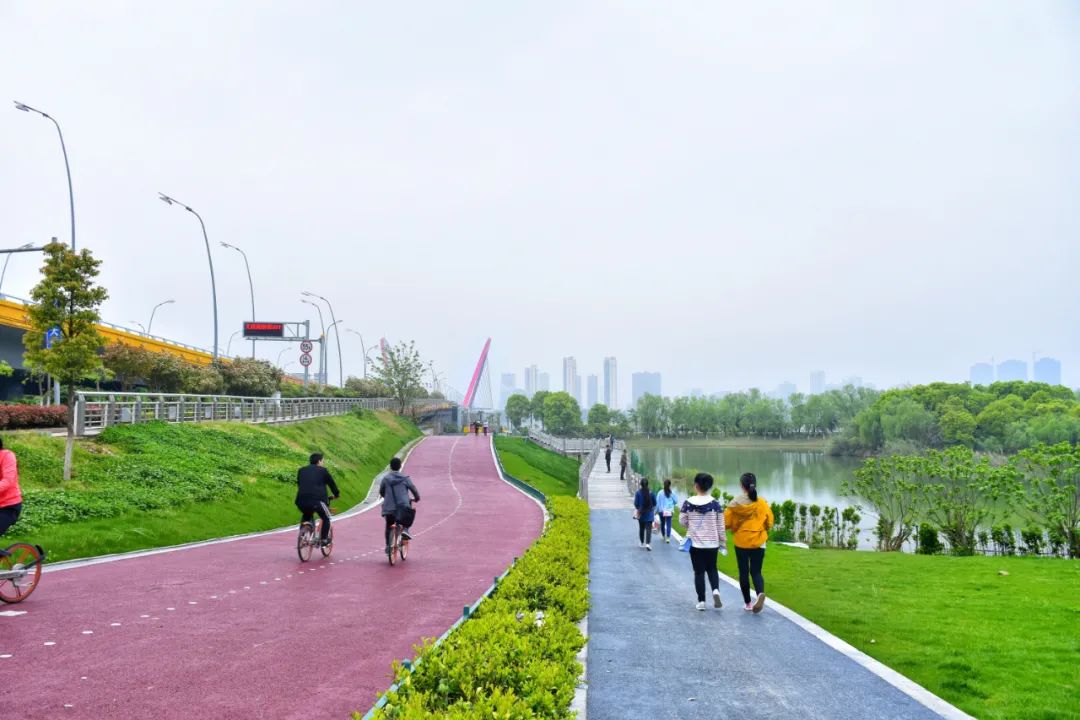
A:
538 372 550 392
603 356 618 409
523 365 538 396
970 362 994 386
587 374 598 409
1034 356 1062 385
499 372 517 410
997 358 1027 382
810 371 826 395
632 371 662 407
562 357 577 395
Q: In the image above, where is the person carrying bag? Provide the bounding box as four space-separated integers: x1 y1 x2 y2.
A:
680 473 727 611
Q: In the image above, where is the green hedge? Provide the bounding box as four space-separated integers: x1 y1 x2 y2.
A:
361 496 589 719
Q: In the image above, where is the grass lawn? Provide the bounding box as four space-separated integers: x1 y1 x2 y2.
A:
711 543 1080 720
5 411 419 562
494 436 579 497
630 435 828 451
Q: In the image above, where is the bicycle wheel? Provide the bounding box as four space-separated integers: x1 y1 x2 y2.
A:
388 526 398 566
399 535 408 562
320 523 334 558
0 544 43 604
297 524 313 562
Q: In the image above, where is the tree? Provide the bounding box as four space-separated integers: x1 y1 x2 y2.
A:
530 390 551 429
370 340 426 413
183 363 225 394
1011 443 1080 558
102 343 155 391
586 403 611 434
939 398 976 447
637 394 668 435
23 241 109 481
543 392 582 436
505 393 531 431
914 447 1008 555
344 376 390 398
846 455 921 551
217 358 283 397
148 353 187 393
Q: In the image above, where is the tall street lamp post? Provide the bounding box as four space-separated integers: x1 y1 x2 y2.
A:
14 102 76 250
221 242 256 358
344 329 370 380
0 243 34 294
158 193 219 361
147 299 175 336
302 291 343 388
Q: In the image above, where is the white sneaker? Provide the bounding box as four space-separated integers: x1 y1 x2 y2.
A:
639 542 645 549
695 601 706 611
665 537 670 544
645 544 652 551
752 593 767 613
712 589 722 608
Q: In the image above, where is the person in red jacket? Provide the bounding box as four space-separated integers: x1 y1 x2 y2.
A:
0 437 22 549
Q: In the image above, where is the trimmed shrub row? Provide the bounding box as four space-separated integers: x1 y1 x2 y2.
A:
0 404 68 430
361 496 589 719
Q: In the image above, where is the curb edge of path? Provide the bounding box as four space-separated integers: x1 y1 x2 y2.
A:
43 434 427 574
667 528 975 720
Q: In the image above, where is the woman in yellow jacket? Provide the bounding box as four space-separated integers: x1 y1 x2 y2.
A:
724 472 774 613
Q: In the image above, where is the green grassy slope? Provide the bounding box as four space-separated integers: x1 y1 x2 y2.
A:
714 544 1080 720
494 436 580 497
5 411 419 561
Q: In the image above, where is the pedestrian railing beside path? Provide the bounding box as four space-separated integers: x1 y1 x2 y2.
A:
73 391 452 435
526 430 624 503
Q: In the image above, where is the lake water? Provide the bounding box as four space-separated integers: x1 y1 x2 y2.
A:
632 445 879 547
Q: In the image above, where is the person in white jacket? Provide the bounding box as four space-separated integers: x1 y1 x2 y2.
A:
680 473 727 611
654 479 679 544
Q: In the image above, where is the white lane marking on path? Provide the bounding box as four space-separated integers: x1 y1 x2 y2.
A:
44 641 56 646
0 610 27 617
413 437 464 540
140 614 150 618
1 654 12 658
188 601 197 605
81 631 93 635
111 623 121 627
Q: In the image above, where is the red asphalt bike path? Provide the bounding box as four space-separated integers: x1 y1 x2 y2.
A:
0 435 545 720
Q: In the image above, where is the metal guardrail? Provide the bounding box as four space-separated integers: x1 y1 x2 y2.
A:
73 391 450 435
526 430 606 502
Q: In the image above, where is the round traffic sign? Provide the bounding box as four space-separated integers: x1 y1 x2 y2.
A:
300 340 313 353
299 353 313 367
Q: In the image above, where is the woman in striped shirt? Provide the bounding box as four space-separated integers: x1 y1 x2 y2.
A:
681 472 727 611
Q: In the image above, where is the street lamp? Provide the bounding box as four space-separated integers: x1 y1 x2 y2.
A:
14 102 76 250
0 243 34 294
302 291 343 388
276 346 291 366
147 299 175 336
220 242 256 358
158 193 219 361
226 330 240 356
130 321 147 334
344 329 371 380
301 298 326 388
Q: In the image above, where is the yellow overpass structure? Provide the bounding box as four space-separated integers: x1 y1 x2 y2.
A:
0 295 218 366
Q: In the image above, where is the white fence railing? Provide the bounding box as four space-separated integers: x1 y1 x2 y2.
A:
526 430 607 502
73 392 451 435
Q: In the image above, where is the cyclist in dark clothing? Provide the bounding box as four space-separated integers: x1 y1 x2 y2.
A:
380 456 420 548
296 453 339 546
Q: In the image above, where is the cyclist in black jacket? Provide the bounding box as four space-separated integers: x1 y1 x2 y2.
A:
296 453 339 546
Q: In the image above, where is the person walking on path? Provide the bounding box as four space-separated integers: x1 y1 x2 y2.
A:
633 478 657 550
655 479 679 543
725 472 774 613
619 451 628 481
604 444 612 472
681 473 727 610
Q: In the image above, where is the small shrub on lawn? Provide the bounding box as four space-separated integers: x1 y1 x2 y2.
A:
364 496 589 720
0 404 67 429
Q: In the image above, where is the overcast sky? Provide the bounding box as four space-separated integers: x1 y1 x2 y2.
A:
2 1 1077 402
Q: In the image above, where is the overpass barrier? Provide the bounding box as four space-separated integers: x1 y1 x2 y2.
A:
73 391 450 436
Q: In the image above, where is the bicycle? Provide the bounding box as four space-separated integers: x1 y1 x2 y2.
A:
386 522 409 565
0 543 45 604
296 507 334 562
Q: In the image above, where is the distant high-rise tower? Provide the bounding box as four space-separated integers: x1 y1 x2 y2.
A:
603 356 618 409
970 362 994 386
996 359 1027 382
1033 357 1062 386
499 373 516 409
523 365 538 396
810 371 826 395
587 374 598 409
562 357 577 396
632 372 662 407
538 372 550 392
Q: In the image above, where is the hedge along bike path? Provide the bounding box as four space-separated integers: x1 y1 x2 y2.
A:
585 453 970 719
0 434 544 720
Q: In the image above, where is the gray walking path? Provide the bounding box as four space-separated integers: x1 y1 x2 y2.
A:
585 453 966 720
